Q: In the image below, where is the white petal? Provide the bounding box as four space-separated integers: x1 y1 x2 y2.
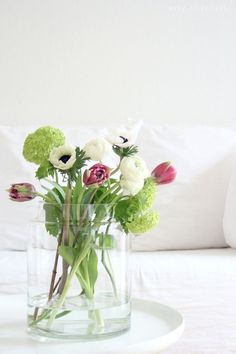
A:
104 120 142 147
49 144 76 170
120 177 144 196
83 138 111 161
120 156 149 181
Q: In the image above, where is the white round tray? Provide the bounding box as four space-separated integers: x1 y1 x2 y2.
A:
0 295 184 354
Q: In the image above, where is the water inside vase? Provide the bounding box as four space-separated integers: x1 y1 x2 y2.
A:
28 292 131 340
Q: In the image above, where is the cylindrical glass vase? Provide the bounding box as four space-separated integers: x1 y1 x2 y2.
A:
27 203 131 340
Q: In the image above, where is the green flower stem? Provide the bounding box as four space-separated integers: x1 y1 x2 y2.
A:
30 309 71 327
55 170 59 184
76 268 93 299
32 228 64 322
91 187 122 229
110 156 122 176
30 309 52 326
96 184 120 205
47 241 91 328
101 249 117 297
48 230 63 300
58 183 72 294
75 186 86 226
77 257 94 299
95 309 104 327
110 193 122 207
105 248 118 298
34 192 55 204
100 216 118 298
88 308 104 333
110 167 120 176
92 193 122 230
72 188 98 248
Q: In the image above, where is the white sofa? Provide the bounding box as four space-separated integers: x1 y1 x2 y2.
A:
1 124 236 353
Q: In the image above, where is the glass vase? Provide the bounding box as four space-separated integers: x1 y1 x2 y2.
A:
27 203 131 340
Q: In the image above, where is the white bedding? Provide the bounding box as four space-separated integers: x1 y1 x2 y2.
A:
1 248 236 353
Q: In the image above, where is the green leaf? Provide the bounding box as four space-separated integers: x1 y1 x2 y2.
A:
112 145 138 158
44 204 62 236
77 188 97 222
59 245 76 266
42 186 64 236
81 188 96 204
44 178 65 201
55 310 71 319
59 244 98 297
86 248 98 291
114 177 157 234
76 264 93 299
71 178 84 232
61 147 90 182
94 186 117 205
98 234 116 249
115 199 133 222
72 176 83 205
95 204 108 222
41 185 63 206
44 202 63 236
114 199 134 234
36 161 55 180
43 188 64 237
75 147 90 170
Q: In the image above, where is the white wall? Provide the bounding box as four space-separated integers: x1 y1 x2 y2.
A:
0 0 235 127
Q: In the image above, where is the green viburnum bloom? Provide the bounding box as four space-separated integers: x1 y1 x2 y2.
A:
127 210 159 234
134 177 156 210
115 177 157 229
23 126 65 165
126 177 157 213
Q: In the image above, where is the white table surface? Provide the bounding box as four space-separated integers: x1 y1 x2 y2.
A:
0 295 184 354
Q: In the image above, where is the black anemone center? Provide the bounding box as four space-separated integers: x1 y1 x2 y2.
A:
59 155 71 164
119 135 128 144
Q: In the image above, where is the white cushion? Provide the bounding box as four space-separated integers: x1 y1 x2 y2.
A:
132 125 236 250
1 124 236 250
223 161 236 248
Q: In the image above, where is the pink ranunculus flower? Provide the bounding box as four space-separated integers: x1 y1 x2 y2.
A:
152 162 177 184
8 183 36 202
83 164 110 186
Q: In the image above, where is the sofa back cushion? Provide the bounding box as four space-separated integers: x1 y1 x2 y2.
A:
1 124 236 250
132 125 236 250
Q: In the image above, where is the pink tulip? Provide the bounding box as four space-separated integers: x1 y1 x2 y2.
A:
83 164 110 186
152 162 176 184
8 183 36 202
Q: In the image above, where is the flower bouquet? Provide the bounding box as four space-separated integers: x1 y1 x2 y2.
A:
8 124 176 340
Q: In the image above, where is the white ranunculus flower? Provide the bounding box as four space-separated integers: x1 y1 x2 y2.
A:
120 156 149 182
83 138 111 161
105 120 142 148
49 144 76 170
120 177 144 196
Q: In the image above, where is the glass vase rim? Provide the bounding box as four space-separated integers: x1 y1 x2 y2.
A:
35 201 119 206
32 201 120 224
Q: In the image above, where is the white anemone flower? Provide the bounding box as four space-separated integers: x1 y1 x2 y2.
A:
120 177 144 196
49 144 76 170
105 120 142 148
120 156 149 182
83 138 111 161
